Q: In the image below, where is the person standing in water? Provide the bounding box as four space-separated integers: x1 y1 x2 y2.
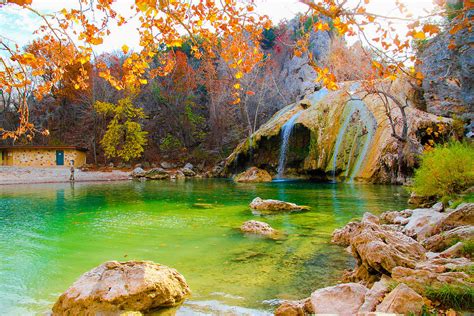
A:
69 160 75 182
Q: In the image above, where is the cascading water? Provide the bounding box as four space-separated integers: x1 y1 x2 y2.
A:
331 99 377 182
276 111 303 179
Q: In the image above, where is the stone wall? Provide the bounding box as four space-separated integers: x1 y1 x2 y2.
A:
10 149 86 167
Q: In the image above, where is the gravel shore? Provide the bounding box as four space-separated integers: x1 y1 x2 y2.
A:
0 166 131 185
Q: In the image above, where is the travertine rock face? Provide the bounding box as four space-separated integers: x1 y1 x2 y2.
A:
375 283 424 315
224 79 452 183
310 283 368 316
240 220 278 237
249 197 309 214
234 167 272 183
52 261 190 315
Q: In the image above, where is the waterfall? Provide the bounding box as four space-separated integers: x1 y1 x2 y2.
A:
331 99 377 182
276 111 303 179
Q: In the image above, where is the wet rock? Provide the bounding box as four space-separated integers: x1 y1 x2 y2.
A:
375 283 424 315
274 298 313 316
131 167 145 178
402 208 447 240
234 167 272 183
52 261 190 315
181 168 196 177
175 170 185 180
249 197 309 214
422 225 474 252
144 168 169 180
240 220 278 237
310 283 368 315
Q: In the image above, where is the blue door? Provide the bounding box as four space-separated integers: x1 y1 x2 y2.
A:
56 150 64 165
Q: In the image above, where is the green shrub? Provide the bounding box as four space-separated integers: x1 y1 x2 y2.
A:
412 141 474 199
425 284 474 311
160 134 183 152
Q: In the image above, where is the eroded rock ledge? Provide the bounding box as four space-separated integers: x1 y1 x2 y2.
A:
276 203 474 315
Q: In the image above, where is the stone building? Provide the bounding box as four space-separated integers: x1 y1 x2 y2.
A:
0 146 87 167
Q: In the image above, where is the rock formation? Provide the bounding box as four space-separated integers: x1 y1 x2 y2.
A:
224 79 452 183
240 220 278 238
249 197 309 214
52 261 190 315
234 167 272 183
419 13 474 120
275 202 474 314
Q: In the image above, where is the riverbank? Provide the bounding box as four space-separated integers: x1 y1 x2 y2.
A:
0 166 131 185
276 201 474 315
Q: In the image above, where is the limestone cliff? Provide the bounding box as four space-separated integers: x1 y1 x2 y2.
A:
223 79 452 183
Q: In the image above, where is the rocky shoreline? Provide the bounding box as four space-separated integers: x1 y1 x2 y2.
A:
276 202 474 315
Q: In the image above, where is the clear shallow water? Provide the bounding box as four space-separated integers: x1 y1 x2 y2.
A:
0 179 408 315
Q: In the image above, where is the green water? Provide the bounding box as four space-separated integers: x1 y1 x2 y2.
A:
0 179 408 315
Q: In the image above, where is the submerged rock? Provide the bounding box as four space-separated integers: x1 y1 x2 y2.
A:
52 261 190 315
375 283 424 315
310 283 368 315
240 220 278 238
249 197 309 214
234 167 272 183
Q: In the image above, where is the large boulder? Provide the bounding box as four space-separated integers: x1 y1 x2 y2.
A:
234 167 272 183
332 221 426 279
240 220 278 238
144 168 170 180
310 283 368 315
249 197 309 214
52 261 191 315
375 283 424 315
